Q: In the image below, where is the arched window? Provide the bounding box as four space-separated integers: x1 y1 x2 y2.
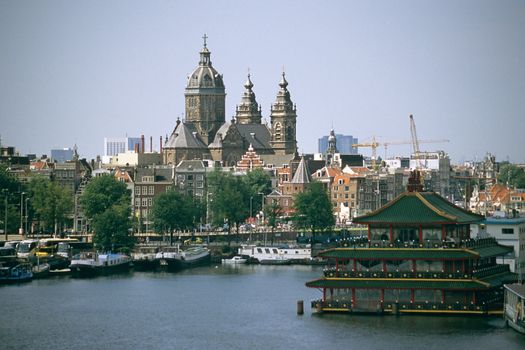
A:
274 122 282 141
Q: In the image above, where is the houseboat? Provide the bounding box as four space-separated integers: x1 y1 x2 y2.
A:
306 176 517 316
504 283 525 334
155 245 210 272
70 252 131 277
131 246 159 271
238 244 311 264
0 263 33 284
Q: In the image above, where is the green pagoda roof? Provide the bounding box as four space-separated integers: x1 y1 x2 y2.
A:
318 244 513 260
305 277 506 290
353 192 484 225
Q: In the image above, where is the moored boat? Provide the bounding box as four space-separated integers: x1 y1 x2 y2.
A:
132 246 159 271
238 244 311 264
32 262 50 279
155 245 210 272
70 252 131 277
221 256 247 264
0 263 33 284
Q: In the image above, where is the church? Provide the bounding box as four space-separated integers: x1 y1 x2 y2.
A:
162 36 299 167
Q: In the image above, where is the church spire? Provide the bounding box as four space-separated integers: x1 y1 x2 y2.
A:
270 70 297 155
199 33 211 66
235 72 262 124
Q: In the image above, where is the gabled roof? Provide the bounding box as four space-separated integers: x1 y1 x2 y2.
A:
164 122 208 149
291 156 310 184
353 191 485 225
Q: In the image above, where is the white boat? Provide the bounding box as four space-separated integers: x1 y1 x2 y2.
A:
32 262 50 279
238 244 312 264
70 252 131 277
504 283 525 334
221 256 247 264
155 245 210 271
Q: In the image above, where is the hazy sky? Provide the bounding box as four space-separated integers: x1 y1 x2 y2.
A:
1 0 524 164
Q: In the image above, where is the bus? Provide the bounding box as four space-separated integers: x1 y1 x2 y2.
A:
36 238 79 258
57 241 93 259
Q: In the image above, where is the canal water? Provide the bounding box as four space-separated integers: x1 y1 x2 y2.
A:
1 265 524 350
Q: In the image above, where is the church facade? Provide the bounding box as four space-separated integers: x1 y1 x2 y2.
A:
163 37 298 167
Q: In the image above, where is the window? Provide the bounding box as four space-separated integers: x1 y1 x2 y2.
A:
345 186 349 192
142 198 148 207
502 228 514 234
166 186 171 192
149 186 154 195
148 198 153 207
196 181 203 188
142 186 147 193
136 187 141 195
196 174 203 181
187 175 194 181
338 179 343 185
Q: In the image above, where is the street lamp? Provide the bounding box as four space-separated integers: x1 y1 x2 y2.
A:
2 189 7 240
250 196 253 220
20 192 25 236
258 192 265 225
25 197 29 236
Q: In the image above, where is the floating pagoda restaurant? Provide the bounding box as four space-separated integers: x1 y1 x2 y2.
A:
306 180 517 315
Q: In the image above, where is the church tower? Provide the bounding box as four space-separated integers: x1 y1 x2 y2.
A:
235 73 262 124
270 72 297 155
184 35 226 145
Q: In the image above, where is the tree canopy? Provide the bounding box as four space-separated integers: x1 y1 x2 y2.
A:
0 165 24 235
293 182 335 234
81 175 130 219
207 169 250 233
28 177 72 235
150 190 197 244
80 175 133 251
498 164 525 189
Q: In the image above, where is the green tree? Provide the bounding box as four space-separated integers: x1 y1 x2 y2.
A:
28 177 72 235
0 165 24 235
208 169 250 239
150 190 196 245
264 199 283 244
498 164 525 189
80 175 132 251
243 168 272 216
81 175 130 219
92 204 133 252
293 182 335 239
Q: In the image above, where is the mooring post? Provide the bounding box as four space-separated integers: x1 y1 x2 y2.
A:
297 300 304 315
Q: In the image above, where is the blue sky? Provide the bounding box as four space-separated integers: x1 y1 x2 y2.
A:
1 0 524 163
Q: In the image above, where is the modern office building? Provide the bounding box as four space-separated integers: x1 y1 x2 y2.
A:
51 148 74 163
104 137 142 157
103 137 142 163
318 133 358 154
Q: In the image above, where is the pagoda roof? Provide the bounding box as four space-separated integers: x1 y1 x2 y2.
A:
318 244 513 260
306 274 516 290
353 191 485 225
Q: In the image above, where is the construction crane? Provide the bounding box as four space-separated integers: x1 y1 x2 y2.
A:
410 114 422 169
352 136 449 169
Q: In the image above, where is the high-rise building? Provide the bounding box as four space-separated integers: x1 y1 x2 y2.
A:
318 134 358 154
51 148 74 163
103 137 142 157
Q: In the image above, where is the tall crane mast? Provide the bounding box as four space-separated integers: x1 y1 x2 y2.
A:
410 114 422 169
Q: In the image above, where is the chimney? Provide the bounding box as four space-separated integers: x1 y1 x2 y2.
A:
141 135 145 154
134 143 139 153
160 136 163 154
150 136 153 153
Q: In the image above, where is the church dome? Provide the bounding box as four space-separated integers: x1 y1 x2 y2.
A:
186 38 224 90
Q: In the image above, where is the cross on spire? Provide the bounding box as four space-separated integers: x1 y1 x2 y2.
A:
202 33 208 48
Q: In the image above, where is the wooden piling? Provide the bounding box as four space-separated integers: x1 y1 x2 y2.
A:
297 300 304 315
